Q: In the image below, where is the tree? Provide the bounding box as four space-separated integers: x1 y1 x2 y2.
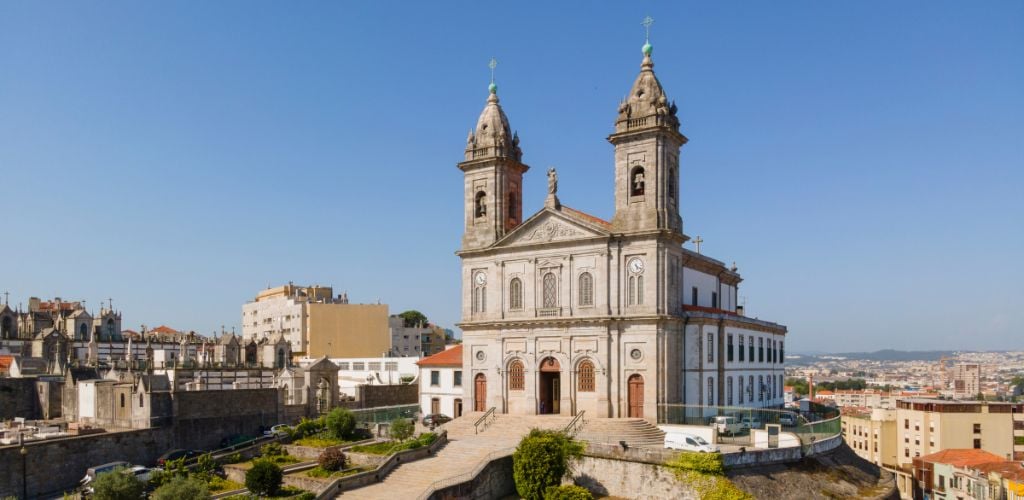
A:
151 476 211 500
544 484 593 500
92 468 145 500
390 417 414 441
318 447 346 472
325 407 357 440
398 310 429 328
245 459 283 496
512 429 585 500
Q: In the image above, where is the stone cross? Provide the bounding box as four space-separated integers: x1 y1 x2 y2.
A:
108 297 113 311
694 235 703 254
489 57 498 84
642 16 654 42
2 291 8 305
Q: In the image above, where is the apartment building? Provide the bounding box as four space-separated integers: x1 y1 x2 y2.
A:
952 363 982 400
842 408 898 468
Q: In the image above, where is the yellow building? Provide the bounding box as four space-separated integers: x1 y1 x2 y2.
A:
307 303 390 359
842 408 898 469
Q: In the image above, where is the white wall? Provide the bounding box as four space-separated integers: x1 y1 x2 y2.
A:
418 365 464 417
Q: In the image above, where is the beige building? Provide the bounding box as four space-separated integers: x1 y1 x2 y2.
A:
242 284 389 358
457 41 787 420
953 363 982 399
842 408 898 469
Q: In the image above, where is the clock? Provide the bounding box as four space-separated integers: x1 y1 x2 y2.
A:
475 273 487 286
628 258 645 274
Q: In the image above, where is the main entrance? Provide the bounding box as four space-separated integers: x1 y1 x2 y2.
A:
628 374 644 418
538 357 560 414
474 374 487 411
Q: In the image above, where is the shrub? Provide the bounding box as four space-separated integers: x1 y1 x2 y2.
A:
544 484 593 500
666 452 751 500
390 418 414 441
512 429 585 500
293 417 325 438
245 459 283 496
261 442 285 457
151 475 211 500
325 408 357 440
220 452 243 464
668 451 725 475
92 467 145 500
318 447 346 471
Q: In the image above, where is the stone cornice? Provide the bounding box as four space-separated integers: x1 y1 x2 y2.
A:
457 314 687 331
684 312 787 335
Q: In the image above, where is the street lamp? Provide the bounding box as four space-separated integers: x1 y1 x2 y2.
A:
19 435 28 500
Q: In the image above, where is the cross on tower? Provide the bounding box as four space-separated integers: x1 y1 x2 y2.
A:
2 291 8 305
489 57 498 84
108 297 114 311
642 15 654 42
693 235 704 254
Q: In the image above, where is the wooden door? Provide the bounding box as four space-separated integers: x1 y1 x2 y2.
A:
431 397 440 414
628 374 644 418
454 398 463 418
474 374 487 411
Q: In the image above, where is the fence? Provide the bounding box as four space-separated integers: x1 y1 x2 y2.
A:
351 404 419 425
657 403 841 450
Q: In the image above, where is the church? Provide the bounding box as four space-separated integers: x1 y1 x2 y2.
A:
457 37 788 421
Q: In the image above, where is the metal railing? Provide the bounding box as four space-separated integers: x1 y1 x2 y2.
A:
657 403 841 449
475 407 496 434
415 445 516 500
564 411 586 437
351 404 419 425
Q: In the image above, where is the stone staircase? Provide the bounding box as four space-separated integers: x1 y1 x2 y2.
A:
575 418 666 448
337 412 572 499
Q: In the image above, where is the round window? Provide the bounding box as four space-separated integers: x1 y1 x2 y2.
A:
475 350 486 361
630 348 643 360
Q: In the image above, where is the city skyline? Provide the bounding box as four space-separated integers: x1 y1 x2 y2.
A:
1 2 1021 352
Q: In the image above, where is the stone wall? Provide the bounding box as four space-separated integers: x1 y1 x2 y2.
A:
0 378 40 420
172 389 283 450
429 455 516 500
356 384 417 409
0 428 173 498
572 455 700 500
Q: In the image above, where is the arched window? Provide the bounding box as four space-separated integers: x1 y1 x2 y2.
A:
668 167 677 201
508 360 525 391
78 323 88 340
637 275 644 305
120 393 126 408
472 273 487 314
727 376 734 406
508 192 518 223
578 272 593 307
627 276 636 305
509 278 523 310
139 393 144 408
707 377 715 406
277 348 285 368
474 191 487 218
106 318 115 338
542 273 557 309
738 376 744 404
630 167 645 196
0 316 11 339
578 360 595 392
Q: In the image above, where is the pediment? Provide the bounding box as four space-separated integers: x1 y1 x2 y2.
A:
496 208 609 248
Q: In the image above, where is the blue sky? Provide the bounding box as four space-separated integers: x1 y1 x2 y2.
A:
1 2 1021 352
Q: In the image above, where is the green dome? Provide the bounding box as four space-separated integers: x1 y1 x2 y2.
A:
642 42 653 56
488 82 497 94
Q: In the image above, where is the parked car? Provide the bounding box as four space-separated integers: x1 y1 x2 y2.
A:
711 416 742 436
778 412 798 427
264 424 291 437
80 461 132 491
739 416 763 431
421 413 452 427
128 465 156 483
156 449 205 467
664 432 719 453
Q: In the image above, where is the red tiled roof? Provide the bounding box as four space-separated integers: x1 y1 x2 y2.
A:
149 325 179 334
920 449 1005 468
972 461 1024 481
0 355 14 373
417 345 463 367
561 206 612 229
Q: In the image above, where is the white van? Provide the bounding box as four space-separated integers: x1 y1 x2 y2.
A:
711 416 742 436
664 432 719 453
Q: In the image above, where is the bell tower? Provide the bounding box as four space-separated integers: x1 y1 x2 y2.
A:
459 67 529 250
609 35 687 234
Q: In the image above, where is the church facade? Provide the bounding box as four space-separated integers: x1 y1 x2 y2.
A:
457 42 788 421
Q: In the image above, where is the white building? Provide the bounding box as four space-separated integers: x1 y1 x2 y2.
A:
300 356 420 398
457 38 787 421
417 345 464 419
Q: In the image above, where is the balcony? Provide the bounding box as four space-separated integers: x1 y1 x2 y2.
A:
537 307 561 318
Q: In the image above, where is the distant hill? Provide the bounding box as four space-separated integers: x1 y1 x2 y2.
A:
823 349 956 361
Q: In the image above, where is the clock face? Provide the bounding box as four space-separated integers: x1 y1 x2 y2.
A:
475 273 487 286
628 258 645 274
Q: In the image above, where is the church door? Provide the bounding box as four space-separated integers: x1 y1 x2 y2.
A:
628 374 644 418
474 374 487 411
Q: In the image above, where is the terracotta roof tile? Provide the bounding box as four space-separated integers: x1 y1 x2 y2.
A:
920 449 1005 468
417 345 463 367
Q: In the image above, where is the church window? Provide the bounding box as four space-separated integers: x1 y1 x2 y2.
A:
139 393 144 407
578 272 593 307
578 360 595 392
509 278 523 310
120 394 126 408
637 276 644 304
738 376 744 404
474 191 487 218
691 287 698 306
106 319 115 338
628 277 636 305
669 167 677 201
707 377 715 406
79 323 88 340
1 316 11 339
542 273 557 309
707 333 714 363
727 377 734 405
739 336 745 362
509 360 525 391
472 275 487 314
630 167 646 196
508 192 518 223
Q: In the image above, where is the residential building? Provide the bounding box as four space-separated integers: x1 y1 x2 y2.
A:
910 449 1004 500
457 39 786 419
241 283 389 358
953 363 982 399
842 408 898 469
417 345 464 420
319 356 420 398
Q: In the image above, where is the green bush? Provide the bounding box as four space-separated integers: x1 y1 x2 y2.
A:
390 417 414 441
512 429 585 500
1015 436 1024 445
245 459 283 496
544 484 593 500
325 408 357 440
151 475 211 500
666 452 751 500
261 442 285 457
293 417 325 438
92 467 145 500
219 452 243 464
318 447 346 471
668 451 725 475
